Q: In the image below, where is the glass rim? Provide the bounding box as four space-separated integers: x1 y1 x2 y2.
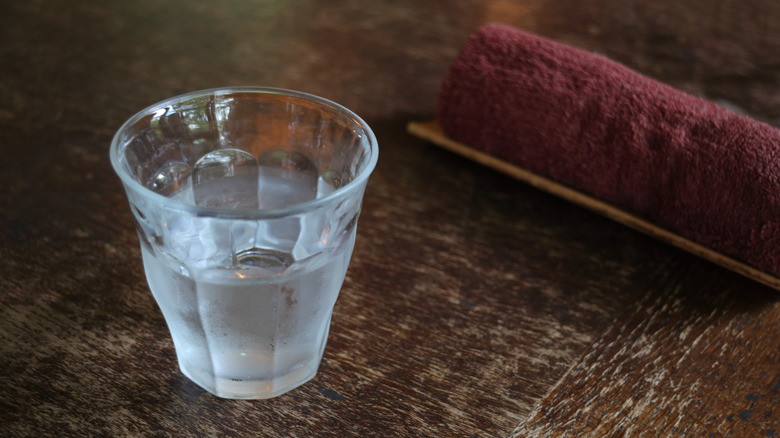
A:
110 86 378 219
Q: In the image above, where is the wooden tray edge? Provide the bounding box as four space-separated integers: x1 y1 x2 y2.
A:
407 120 780 292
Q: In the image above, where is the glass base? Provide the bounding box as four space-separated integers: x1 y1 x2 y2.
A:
180 358 320 400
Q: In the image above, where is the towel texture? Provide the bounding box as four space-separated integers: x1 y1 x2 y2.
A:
437 23 780 277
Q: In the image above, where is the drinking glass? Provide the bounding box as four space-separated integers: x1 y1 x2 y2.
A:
110 87 378 399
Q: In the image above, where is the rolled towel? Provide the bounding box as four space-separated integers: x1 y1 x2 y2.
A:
436 23 780 280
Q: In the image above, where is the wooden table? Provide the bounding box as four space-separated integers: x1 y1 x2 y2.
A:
2 1 778 436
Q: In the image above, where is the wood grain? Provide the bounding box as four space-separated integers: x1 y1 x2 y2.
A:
512 264 780 437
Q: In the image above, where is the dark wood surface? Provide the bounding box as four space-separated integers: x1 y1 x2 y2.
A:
1 1 778 437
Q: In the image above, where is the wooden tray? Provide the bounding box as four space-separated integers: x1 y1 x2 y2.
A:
408 120 780 291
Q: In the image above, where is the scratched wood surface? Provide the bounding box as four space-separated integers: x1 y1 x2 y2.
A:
511 266 780 437
1 1 778 437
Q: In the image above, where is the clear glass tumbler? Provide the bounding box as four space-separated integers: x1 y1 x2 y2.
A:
110 87 378 399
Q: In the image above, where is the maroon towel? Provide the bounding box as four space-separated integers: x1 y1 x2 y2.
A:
437 23 780 278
